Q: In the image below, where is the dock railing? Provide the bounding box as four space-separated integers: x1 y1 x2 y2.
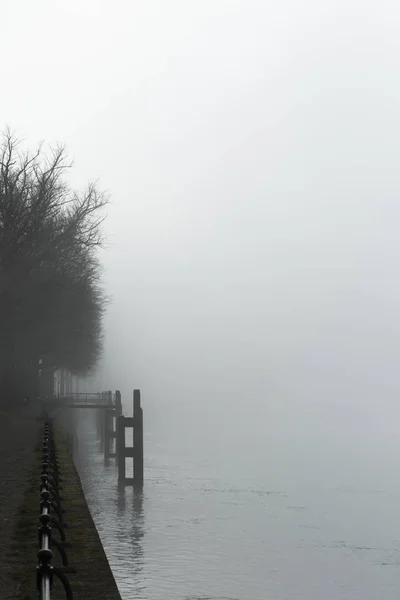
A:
38 418 74 599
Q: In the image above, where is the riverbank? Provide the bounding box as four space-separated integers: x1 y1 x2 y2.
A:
51 418 122 599
0 405 121 599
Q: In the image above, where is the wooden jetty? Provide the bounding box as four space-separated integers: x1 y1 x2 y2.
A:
48 389 144 486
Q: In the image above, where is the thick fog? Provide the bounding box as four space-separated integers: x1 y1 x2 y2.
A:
3 0 400 442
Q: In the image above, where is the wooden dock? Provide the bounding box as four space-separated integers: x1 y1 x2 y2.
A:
47 389 144 486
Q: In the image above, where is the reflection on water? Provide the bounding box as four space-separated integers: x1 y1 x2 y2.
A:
74 410 400 600
121 487 144 595
74 420 146 598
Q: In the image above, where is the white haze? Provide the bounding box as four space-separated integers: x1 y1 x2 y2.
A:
2 0 400 444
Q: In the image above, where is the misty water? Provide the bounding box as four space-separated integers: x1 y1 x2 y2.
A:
5 1 400 598
74 398 400 600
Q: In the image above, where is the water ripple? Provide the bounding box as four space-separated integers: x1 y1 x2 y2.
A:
74 416 400 600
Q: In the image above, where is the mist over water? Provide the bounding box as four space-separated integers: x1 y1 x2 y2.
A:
75 398 400 600
4 0 400 597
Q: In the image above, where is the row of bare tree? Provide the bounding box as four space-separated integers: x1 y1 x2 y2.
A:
0 130 108 405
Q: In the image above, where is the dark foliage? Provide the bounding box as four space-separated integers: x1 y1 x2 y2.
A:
0 130 108 402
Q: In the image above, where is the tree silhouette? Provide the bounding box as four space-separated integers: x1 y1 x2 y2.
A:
0 130 108 404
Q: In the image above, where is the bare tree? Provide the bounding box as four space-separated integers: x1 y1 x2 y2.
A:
0 130 108 404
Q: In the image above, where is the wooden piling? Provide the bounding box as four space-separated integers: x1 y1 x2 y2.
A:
115 390 122 418
117 415 126 483
133 389 144 485
96 408 100 439
65 386 144 486
99 408 105 452
104 409 114 460
114 391 121 464
116 390 144 486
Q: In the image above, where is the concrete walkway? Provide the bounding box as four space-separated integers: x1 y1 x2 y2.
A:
0 405 41 598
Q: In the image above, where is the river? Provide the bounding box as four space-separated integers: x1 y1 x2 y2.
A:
74 399 400 600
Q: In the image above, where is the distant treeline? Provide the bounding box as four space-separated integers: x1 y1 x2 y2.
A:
0 129 108 404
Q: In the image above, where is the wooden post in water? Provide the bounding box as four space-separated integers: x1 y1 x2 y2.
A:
104 409 114 459
115 390 122 418
116 389 144 486
117 415 126 483
99 408 105 452
133 389 144 486
115 410 120 465
96 407 100 439
114 391 122 463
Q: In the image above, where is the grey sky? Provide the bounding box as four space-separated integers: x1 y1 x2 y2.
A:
3 0 400 437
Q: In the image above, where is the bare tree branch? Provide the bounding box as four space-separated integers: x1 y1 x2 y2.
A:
0 130 109 401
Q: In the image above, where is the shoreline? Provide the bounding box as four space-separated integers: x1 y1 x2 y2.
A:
1 408 122 600
51 417 122 600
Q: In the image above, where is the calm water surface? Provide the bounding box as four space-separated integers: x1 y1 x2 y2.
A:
74 403 400 600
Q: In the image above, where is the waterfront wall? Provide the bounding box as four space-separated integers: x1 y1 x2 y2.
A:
9 409 121 599
52 416 122 600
